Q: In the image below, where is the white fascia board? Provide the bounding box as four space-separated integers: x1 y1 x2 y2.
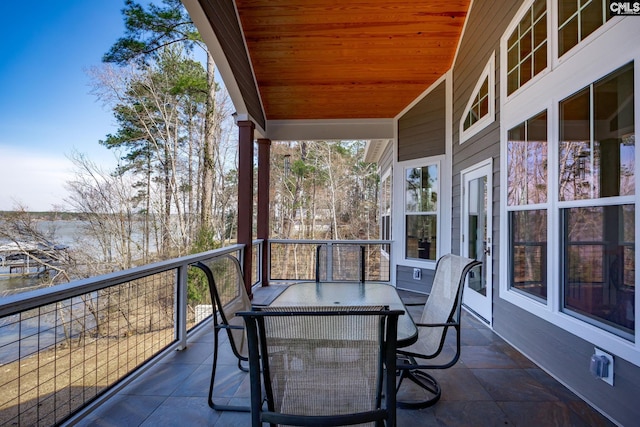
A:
364 139 392 163
265 118 395 141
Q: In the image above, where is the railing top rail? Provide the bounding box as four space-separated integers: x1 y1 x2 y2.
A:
268 239 392 245
0 244 244 318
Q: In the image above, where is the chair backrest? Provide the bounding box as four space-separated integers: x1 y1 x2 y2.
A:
240 306 401 426
419 254 481 356
315 244 366 283
196 255 251 359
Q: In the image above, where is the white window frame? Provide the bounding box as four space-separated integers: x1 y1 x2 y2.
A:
501 0 551 104
395 156 443 268
500 13 640 365
553 0 619 67
380 168 392 257
460 53 496 144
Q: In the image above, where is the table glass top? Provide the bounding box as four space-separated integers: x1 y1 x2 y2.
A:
270 281 418 346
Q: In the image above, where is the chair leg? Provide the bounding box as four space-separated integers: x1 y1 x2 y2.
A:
396 368 442 409
208 328 251 412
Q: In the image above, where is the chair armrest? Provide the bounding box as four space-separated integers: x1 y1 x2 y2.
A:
217 324 244 331
414 321 459 328
403 302 426 307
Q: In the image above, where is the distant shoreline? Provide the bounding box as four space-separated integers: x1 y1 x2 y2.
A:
0 211 83 221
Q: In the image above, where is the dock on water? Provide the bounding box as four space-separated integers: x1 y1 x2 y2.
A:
0 242 69 277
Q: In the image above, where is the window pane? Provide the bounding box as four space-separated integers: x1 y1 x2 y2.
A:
533 0 547 20
479 78 488 99
507 43 519 72
520 11 532 34
405 168 421 212
533 16 546 48
559 18 579 56
507 69 519 95
421 165 438 212
563 205 635 338
593 62 635 197
581 0 604 41
558 0 579 24
560 63 635 201
534 42 547 75
520 29 532 58
510 210 547 300
520 56 532 87
559 0 609 58
507 0 547 94
507 111 547 205
480 95 489 117
559 88 591 201
464 112 473 130
406 215 437 260
508 123 527 205
404 165 438 212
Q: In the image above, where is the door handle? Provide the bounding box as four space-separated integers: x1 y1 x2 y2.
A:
483 243 491 256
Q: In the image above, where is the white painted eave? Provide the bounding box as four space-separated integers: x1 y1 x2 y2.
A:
364 139 392 163
264 118 395 141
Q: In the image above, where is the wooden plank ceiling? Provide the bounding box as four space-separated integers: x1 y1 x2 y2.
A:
235 0 470 121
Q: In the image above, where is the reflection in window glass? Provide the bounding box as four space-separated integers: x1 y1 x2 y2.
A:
559 63 635 201
406 215 437 260
380 174 391 241
405 164 438 260
507 111 548 206
405 166 438 212
509 210 547 300
464 77 489 131
558 0 609 57
562 205 635 338
507 0 547 95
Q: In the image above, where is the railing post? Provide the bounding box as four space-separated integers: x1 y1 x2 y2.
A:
237 120 255 297
360 245 366 284
176 264 188 350
257 138 271 287
327 242 334 282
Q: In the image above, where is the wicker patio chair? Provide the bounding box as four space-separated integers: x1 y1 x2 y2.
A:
396 254 481 409
193 254 251 412
240 306 402 426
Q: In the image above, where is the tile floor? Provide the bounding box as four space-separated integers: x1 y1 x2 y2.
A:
75 287 616 426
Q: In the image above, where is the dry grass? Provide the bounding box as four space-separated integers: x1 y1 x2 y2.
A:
1 323 174 427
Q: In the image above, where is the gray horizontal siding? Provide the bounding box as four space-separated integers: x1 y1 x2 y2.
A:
378 142 393 173
397 82 446 162
396 265 435 294
452 2 640 425
495 301 639 427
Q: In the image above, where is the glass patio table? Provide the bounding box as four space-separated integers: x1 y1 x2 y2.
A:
269 281 418 347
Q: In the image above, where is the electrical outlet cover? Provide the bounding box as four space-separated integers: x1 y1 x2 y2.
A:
594 348 614 386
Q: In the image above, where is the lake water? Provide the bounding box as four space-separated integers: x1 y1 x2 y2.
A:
0 220 89 294
0 219 134 364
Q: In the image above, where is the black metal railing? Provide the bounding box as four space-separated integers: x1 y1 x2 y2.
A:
0 245 243 427
0 238 390 426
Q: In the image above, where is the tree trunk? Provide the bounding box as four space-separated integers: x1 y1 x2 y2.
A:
200 52 216 229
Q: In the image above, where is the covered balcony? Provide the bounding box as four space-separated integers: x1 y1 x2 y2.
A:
0 242 614 426
1 0 637 425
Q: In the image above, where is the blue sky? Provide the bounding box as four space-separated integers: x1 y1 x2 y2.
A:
0 1 135 211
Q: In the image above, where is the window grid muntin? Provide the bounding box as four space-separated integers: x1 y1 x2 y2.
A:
558 62 635 202
380 172 392 241
558 0 610 57
464 78 490 131
404 162 439 261
507 110 549 301
507 0 548 95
